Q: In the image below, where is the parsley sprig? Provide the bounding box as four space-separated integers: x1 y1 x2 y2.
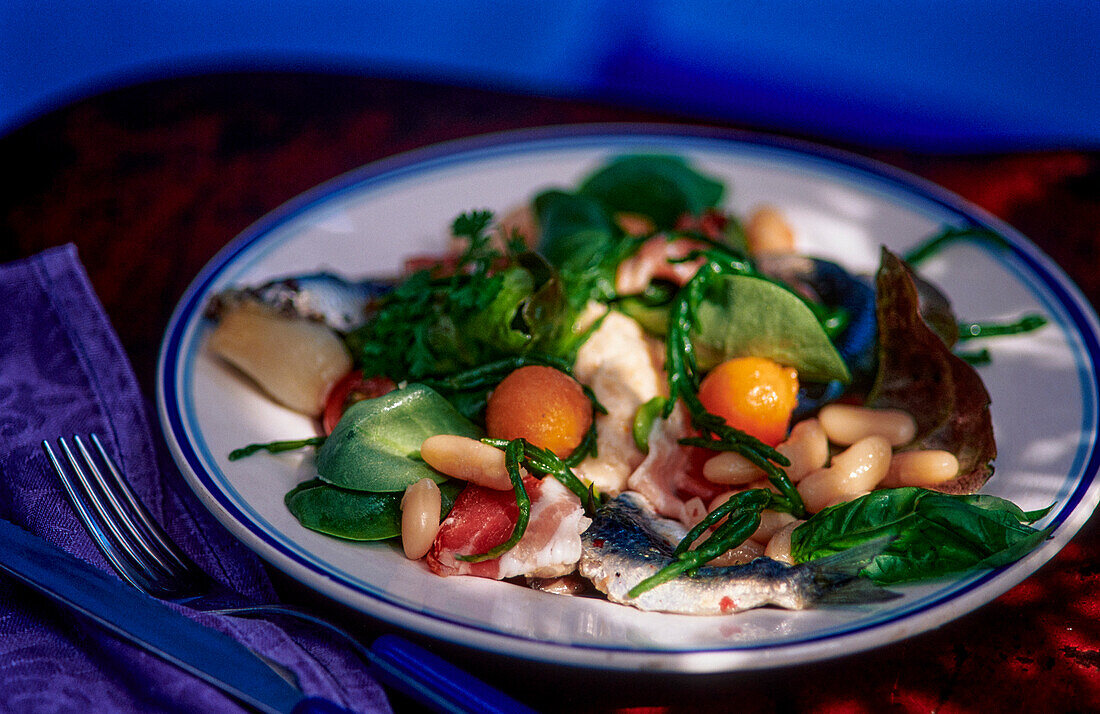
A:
348 211 515 381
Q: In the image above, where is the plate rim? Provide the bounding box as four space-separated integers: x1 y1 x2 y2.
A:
155 123 1100 671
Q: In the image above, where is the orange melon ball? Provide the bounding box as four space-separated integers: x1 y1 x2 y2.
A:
485 366 592 457
697 356 800 446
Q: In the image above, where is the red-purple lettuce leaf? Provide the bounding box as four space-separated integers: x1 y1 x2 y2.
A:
867 248 995 494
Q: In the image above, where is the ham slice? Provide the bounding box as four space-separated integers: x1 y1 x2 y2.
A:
427 476 591 580
614 236 708 295
626 401 727 527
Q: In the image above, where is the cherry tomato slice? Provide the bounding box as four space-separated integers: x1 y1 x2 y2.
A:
322 370 396 434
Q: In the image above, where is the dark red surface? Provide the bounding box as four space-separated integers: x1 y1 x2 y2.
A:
2 72 1099 713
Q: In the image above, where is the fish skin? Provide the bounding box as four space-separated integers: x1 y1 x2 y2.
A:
206 272 392 332
580 493 895 615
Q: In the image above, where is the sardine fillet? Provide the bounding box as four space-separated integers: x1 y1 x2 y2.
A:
580 493 894 615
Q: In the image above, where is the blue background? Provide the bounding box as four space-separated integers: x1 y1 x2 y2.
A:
2 1 1097 149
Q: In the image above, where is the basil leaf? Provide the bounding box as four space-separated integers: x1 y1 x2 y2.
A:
285 478 464 541
577 155 724 229
692 274 851 383
791 487 1052 585
315 384 482 492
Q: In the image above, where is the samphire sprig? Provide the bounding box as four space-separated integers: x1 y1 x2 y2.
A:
419 352 606 465
663 250 806 517
456 439 530 563
456 436 600 563
481 437 602 515
627 488 787 598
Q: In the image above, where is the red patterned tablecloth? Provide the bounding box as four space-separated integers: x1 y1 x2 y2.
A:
3 73 1098 713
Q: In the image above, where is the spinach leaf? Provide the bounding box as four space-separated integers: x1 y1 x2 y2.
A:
577 155 724 229
692 274 851 383
533 190 622 307
285 478 464 541
534 190 617 267
315 384 482 492
790 487 1052 585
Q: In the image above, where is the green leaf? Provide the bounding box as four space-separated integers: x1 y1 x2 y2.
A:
460 266 536 354
534 190 617 269
315 384 482 492
868 249 996 493
285 478 464 541
577 155 724 229
790 487 1052 585
692 274 851 383
631 396 667 453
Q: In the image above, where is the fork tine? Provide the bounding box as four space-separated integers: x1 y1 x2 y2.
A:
85 434 192 575
44 437 151 592
43 435 206 600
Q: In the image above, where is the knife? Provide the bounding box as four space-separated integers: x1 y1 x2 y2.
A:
0 517 533 714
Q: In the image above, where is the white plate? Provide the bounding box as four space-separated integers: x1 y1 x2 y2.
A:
157 125 1100 672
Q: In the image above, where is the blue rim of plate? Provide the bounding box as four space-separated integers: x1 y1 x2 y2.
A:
157 123 1100 668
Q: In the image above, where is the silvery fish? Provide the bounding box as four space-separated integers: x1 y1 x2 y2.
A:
579 493 897 615
205 272 392 332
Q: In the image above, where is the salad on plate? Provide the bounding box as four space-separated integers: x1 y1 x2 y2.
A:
203 155 1050 616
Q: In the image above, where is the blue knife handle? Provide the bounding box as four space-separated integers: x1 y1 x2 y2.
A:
368 634 536 714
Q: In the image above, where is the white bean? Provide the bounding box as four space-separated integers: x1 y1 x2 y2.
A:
419 435 518 490
708 490 738 513
765 521 802 564
750 509 798 544
709 538 765 566
745 205 796 255
702 451 763 485
702 418 829 485
797 435 892 512
883 450 959 488
776 418 829 482
818 404 917 447
400 478 442 560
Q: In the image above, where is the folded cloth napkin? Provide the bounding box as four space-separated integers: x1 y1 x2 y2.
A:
0 244 392 713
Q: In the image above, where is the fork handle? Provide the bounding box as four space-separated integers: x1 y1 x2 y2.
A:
367 634 536 714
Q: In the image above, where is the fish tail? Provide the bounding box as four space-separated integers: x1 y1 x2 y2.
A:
799 535 900 606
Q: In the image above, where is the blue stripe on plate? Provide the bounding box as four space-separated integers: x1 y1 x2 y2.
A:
158 125 1100 659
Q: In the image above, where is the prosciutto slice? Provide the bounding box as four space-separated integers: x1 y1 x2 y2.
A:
626 402 728 527
427 476 591 580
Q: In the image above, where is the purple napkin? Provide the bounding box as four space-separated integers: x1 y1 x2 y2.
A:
0 244 392 713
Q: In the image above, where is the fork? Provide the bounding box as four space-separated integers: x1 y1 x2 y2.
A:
43 433 532 714
43 434 208 601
